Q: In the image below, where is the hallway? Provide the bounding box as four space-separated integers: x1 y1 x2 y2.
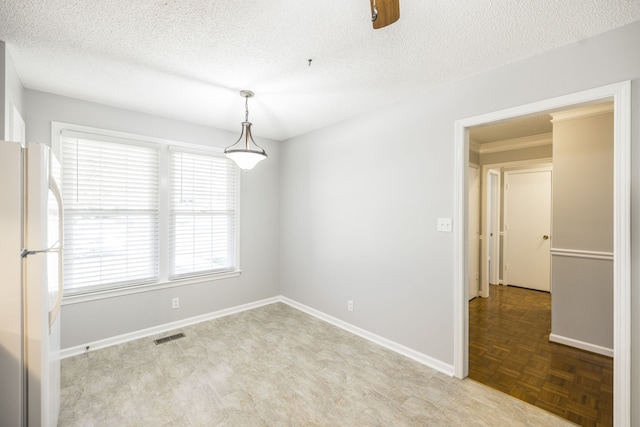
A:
469 285 613 426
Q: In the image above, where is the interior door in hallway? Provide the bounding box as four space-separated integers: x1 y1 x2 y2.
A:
503 168 552 292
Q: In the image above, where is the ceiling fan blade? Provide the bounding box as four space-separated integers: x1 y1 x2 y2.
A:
370 0 400 29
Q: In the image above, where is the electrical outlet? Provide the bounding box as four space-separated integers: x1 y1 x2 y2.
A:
172 297 180 309
348 300 354 312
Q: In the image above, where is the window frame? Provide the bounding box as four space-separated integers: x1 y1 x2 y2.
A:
168 147 239 280
53 122 241 304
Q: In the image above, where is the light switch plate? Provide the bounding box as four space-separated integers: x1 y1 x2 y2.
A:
437 217 452 232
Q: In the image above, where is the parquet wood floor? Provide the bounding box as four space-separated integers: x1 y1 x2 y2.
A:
469 285 613 427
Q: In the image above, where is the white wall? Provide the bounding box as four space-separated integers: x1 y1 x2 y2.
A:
25 90 281 348
279 21 640 425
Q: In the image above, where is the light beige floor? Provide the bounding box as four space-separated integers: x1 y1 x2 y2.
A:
59 302 574 426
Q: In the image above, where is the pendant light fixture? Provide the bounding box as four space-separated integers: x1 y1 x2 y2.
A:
224 90 267 170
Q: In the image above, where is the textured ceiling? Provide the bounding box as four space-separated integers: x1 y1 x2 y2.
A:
1 1 639 141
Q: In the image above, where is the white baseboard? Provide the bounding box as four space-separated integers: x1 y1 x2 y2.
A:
549 333 613 357
280 297 455 376
60 296 280 359
61 295 455 378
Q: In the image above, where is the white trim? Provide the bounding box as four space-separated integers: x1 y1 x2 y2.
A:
60 296 279 358
453 119 467 378
549 333 613 358
280 297 455 376
612 81 631 427
479 133 552 154
551 248 614 261
61 295 455 377
51 121 225 156
60 296 453 376
453 81 631 426
550 102 613 123
482 158 553 172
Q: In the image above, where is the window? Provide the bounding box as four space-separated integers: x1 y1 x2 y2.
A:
169 149 237 278
59 128 239 296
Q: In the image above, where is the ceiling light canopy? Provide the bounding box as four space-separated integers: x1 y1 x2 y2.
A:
224 90 267 170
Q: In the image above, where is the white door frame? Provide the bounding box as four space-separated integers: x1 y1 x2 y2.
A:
479 167 499 297
453 81 631 425
480 160 552 296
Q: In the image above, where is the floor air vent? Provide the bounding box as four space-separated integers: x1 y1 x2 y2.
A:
154 332 185 345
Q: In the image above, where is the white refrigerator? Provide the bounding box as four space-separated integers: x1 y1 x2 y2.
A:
0 141 62 426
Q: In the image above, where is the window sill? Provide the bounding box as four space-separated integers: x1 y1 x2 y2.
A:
61 270 242 305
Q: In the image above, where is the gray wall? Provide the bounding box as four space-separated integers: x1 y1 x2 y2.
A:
279 21 640 424
551 110 614 349
552 257 613 347
25 90 281 348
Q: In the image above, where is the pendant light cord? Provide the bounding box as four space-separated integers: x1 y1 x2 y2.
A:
244 96 250 149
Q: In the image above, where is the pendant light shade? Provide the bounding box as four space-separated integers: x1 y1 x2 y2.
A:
224 90 267 170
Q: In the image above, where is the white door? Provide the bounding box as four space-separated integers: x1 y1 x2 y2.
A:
468 166 480 299
503 168 552 291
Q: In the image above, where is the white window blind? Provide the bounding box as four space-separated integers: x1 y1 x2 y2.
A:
169 149 238 279
61 134 159 293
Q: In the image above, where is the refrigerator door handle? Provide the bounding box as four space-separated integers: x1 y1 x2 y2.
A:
20 246 61 258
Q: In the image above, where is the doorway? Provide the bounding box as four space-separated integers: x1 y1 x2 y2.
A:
453 81 631 422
